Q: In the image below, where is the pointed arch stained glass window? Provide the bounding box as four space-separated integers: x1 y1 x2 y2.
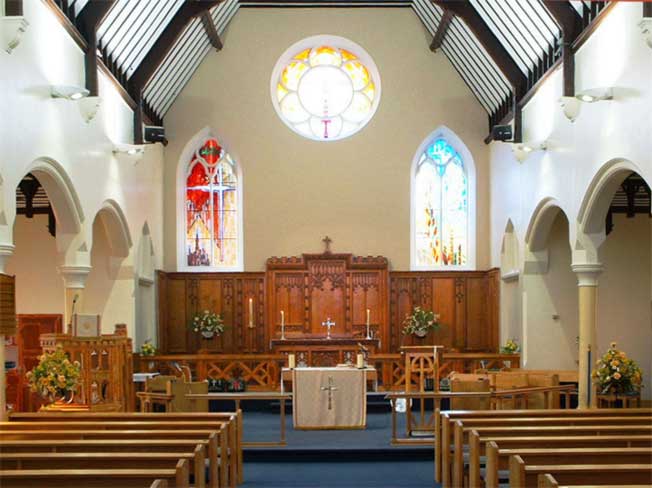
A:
414 139 468 267
185 138 239 268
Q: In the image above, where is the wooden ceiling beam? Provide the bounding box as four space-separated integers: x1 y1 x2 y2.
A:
128 0 222 101
542 1 582 96
76 0 116 96
430 10 453 53
200 11 223 51
431 0 526 97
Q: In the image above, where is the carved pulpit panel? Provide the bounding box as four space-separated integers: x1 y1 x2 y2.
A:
308 260 346 336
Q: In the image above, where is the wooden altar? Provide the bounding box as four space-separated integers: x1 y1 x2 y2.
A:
270 338 380 367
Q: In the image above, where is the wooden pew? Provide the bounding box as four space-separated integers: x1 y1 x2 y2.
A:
538 472 652 488
449 422 652 487
0 430 224 488
0 448 205 488
151 481 168 488
509 457 652 487
484 443 652 488
9 411 242 485
479 447 652 488
435 408 652 483
0 458 190 487
446 417 652 487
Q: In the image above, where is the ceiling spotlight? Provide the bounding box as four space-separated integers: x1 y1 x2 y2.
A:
51 85 90 100
512 141 547 163
113 144 145 156
2 16 29 54
575 87 613 103
78 96 101 123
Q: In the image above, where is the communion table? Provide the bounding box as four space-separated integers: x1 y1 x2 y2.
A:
292 367 367 430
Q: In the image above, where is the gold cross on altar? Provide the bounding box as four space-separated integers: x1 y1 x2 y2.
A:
320 376 338 410
322 235 332 253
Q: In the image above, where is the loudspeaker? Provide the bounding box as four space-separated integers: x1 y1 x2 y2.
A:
491 124 513 142
144 126 167 145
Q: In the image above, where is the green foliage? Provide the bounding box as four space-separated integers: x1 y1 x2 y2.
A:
592 342 643 395
190 310 226 335
402 306 440 336
140 340 157 356
500 338 519 354
25 347 81 400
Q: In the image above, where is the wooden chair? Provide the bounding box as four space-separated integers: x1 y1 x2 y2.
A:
449 378 491 410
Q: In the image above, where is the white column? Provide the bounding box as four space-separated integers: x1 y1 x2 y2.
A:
59 265 92 332
572 263 603 409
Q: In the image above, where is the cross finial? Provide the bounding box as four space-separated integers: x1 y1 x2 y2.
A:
322 235 332 254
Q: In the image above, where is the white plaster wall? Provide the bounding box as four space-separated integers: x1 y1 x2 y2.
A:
0 1 164 343
489 3 652 398
5 215 64 314
163 8 490 272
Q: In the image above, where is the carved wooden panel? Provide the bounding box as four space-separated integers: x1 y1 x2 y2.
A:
465 277 487 350
0 273 16 335
157 272 265 354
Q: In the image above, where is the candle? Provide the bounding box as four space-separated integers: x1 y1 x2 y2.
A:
366 308 370 325
356 353 364 369
249 298 253 327
281 310 285 326
288 353 296 369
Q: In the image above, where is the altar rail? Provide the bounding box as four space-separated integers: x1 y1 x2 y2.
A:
137 354 286 391
135 352 520 392
369 352 521 391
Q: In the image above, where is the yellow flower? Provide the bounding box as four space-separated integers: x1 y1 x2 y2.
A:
610 360 619 367
613 372 621 380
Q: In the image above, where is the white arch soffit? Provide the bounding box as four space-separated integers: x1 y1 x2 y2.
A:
409 125 477 271
524 197 569 253
577 158 647 248
176 126 244 272
26 157 84 234
95 199 133 259
500 218 520 281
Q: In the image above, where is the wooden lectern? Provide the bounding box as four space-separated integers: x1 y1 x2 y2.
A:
402 345 443 436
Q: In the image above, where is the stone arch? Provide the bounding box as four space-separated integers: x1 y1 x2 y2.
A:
23 157 84 235
92 199 132 259
577 158 649 251
524 198 569 274
410 125 477 270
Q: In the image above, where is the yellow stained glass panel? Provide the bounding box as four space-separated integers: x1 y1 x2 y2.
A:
277 83 289 102
342 61 370 90
362 82 375 101
310 46 341 67
340 49 356 62
295 48 311 61
281 61 308 91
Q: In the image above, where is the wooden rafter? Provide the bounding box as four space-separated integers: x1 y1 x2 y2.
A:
128 0 222 101
430 10 453 53
542 1 582 97
431 0 526 97
76 0 116 96
201 11 224 51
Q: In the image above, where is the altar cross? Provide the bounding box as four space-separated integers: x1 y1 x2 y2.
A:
322 317 335 339
322 235 332 254
320 376 338 410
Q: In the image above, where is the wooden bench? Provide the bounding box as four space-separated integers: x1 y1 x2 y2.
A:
435 408 652 483
484 436 652 488
479 447 652 488
0 460 190 487
449 422 652 487
539 472 652 488
0 448 205 488
0 429 225 488
9 411 242 485
509 458 652 487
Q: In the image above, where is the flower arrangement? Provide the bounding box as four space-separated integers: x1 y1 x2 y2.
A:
402 306 440 337
26 347 81 402
140 340 157 357
592 342 643 395
500 338 519 354
191 310 225 338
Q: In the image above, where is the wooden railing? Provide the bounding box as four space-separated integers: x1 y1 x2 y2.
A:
136 354 286 391
369 352 521 391
136 352 521 392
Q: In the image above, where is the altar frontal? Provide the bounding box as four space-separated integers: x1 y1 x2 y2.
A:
292 368 367 430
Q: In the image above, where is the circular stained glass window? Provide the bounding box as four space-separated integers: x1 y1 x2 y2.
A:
271 35 381 141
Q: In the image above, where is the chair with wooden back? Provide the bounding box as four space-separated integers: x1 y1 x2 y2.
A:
450 378 491 410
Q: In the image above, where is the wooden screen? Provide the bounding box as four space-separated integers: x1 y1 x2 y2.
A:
0 273 16 335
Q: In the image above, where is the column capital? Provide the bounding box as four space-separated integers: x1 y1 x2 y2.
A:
571 262 603 286
59 265 92 289
0 243 15 274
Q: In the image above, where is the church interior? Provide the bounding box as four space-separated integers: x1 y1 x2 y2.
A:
0 0 651 487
